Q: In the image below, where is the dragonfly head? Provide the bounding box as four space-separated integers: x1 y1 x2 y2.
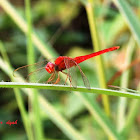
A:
45 62 55 74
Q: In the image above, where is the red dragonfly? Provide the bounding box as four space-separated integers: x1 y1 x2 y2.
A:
14 46 120 89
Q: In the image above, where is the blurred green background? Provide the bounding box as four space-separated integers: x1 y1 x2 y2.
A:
0 0 140 140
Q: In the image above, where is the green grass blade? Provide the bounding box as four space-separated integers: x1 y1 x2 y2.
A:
0 82 140 100
112 0 140 45
121 99 140 137
85 0 110 116
13 88 34 140
0 41 34 140
117 38 135 132
75 92 123 140
121 83 140 137
39 97 86 140
25 0 44 139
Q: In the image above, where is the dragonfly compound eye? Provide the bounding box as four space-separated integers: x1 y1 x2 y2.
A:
45 62 55 74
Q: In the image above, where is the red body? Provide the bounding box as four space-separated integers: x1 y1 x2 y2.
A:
45 46 120 73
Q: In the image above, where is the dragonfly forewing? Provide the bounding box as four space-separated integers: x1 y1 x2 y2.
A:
13 60 49 83
64 57 90 89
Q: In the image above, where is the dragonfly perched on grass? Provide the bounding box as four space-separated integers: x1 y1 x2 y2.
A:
14 46 120 89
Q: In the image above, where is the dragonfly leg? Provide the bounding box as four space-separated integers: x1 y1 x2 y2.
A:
69 76 72 87
47 72 56 83
54 72 60 84
61 71 68 75
61 71 72 85
61 71 68 85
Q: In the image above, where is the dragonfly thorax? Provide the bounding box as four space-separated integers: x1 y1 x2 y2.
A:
45 62 55 74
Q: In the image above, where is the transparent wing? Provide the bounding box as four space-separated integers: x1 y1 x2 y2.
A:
64 57 77 88
76 64 90 89
64 57 90 89
13 59 51 83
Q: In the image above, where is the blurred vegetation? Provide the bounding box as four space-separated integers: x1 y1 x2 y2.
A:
0 0 140 140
